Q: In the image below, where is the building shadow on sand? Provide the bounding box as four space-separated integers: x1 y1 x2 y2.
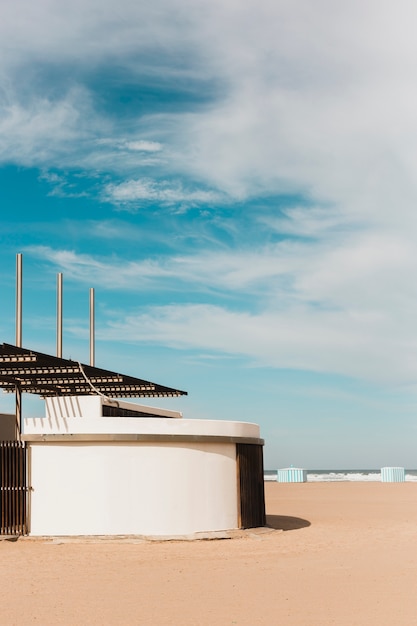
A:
266 514 311 531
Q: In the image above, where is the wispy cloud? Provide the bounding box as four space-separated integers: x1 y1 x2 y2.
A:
25 246 177 288
103 302 415 385
2 0 417 217
25 241 320 294
123 141 162 152
24 236 417 387
94 138 163 155
103 178 226 209
259 205 363 239
4 0 417 227
4 0 417 392
26 225 417 303
38 171 89 198
0 87 97 167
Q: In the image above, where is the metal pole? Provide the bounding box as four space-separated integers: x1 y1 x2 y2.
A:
15 253 23 439
57 273 63 358
89 287 95 367
16 254 22 348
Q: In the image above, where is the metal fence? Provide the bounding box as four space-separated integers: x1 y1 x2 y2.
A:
237 443 266 529
0 441 28 535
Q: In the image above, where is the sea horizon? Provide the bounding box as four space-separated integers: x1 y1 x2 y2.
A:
264 469 417 482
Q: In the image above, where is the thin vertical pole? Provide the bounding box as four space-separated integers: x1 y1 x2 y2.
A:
15 254 22 439
89 288 95 367
16 254 22 348
57 273 63 358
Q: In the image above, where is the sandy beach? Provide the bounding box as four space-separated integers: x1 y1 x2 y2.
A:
1 481 417 625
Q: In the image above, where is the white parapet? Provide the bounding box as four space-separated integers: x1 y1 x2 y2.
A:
24 415 260 439
381 467 405 482
277 468 307 483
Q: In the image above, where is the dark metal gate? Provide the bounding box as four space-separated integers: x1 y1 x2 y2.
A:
0 441 28 535
237 443 266 529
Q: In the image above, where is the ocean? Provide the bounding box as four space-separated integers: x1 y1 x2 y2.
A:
264 469 417 482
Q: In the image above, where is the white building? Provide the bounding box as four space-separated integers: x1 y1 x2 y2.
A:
1 343 265 538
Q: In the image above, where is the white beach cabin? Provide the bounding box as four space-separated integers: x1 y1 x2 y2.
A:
1 343 265 538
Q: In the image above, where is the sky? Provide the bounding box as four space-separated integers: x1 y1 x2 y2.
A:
1 0 417 469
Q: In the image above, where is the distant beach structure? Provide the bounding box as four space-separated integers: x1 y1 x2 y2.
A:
277 467 307 483
381 467 405 482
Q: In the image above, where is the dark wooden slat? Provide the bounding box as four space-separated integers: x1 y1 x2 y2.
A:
237 443 266 529
0 441 28 535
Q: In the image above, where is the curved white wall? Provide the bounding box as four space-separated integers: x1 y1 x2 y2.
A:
28 441 238 536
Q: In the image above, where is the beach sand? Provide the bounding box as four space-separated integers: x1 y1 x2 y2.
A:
1 482 417 625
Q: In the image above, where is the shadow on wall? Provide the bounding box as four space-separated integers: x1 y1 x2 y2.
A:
0 414 17 441
266 514 311 531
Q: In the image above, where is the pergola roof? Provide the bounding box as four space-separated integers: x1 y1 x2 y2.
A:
0 343 187 398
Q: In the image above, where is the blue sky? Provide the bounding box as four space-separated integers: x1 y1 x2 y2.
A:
1 0 417 468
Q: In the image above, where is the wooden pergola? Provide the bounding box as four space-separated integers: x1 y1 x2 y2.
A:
0 343 187 399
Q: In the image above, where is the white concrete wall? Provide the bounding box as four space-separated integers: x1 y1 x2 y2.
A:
45 395 101 420
29 441 238 536
43 396 182 420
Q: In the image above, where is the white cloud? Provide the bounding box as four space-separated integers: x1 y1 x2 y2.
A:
0 87 97 166
25 246 175 288
25 242 312 292
0 91 165 170
103 179 225 207
0 1 194 70
94 138 163 154
5 0 417 388
25 237 417 386
124 141 162 152
27 227 417 305
4 0 417 220
104 302 416 385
